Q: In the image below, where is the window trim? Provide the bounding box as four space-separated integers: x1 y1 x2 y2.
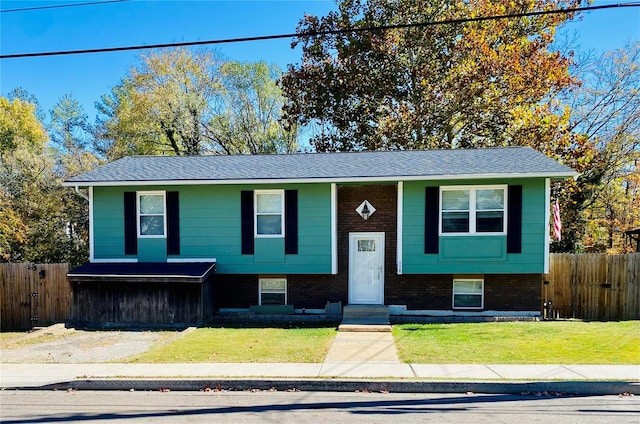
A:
439 185 507 236
258 277 287 306
452 278 484 309
254 189 285 238
137 191 166 238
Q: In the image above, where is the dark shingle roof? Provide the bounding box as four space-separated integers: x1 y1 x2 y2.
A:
64 147 576 186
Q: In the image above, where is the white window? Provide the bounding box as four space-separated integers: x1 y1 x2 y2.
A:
137 191 166 237
255 190 284 237
259 278 287 305
453 279 484 309
440 186 506 235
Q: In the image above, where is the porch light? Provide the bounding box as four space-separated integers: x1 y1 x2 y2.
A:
356 200 376 220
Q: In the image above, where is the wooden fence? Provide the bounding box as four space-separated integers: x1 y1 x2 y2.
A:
0 263 71 331
545 253 640 321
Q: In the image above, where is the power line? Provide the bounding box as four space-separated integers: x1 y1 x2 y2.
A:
0 0 131 13
1 3 639 59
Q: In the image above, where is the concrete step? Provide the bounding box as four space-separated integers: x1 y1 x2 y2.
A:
342 305 390 321
337 323 392 332
340 306 391 331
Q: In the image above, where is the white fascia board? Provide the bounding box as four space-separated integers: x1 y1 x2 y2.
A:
62 171 578 187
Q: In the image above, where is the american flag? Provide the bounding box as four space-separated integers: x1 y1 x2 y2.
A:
553 199 562 241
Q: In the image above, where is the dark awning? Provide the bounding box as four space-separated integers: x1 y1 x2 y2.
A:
67 262 216 283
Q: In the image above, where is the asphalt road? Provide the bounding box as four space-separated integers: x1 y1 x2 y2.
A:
1 390 638 424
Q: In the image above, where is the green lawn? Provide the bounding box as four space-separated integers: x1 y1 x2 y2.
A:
393 321 640 364
127 327 337 363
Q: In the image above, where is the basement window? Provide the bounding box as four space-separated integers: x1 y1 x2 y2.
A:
259 278 287 305
453 279 484 309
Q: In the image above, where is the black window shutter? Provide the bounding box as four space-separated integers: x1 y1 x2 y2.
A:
241 190 254 254
167 191 180 255
123 192 137 255
507 185 522 254
425 186 439 254
285 190 298 254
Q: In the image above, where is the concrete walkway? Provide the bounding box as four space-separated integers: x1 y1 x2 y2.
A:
324 331 400 362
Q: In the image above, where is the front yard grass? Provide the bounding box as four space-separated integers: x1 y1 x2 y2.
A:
126 326 337 363
393 321 640 364
0 332 28 345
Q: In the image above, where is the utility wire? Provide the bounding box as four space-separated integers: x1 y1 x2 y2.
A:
1 0 131 13
1 2 639 59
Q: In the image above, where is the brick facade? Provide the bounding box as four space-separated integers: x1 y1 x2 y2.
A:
213 184 542 313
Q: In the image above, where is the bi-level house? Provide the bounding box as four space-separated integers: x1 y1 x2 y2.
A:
64 147 575 328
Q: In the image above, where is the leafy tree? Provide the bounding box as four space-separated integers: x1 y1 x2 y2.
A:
96 48 297 158
0 97 47 155
49 94 99 264
6 87 46 122
0 94 96 265
211 61 298 154
281 0 583 152
0 96 51 261
553 43 640 252
96 48 219 157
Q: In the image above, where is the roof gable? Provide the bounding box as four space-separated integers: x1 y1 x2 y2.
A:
64 147 577 186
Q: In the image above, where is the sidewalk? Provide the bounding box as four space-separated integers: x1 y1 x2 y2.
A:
1 330 638 395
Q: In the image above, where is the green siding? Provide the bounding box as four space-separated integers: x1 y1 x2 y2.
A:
255 238 285 263
138 238 167 262
402 178 547 274
92 177 548 274
93 187 128 259
440 236 506 261
92 183 332 274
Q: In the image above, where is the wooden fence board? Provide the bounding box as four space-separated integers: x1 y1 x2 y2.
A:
546 253 640 321
0 263 71 331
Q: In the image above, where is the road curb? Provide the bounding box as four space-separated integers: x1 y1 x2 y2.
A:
27 379 640 396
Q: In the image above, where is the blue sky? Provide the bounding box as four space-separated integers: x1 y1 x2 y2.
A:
1 0 639 122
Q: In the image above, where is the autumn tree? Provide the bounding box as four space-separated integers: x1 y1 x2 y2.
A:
0 96 47 155
96 48 297 158
0 97 48 261
281 0 583 152
553 43 640 252
210 61 298 154
0 94 97 265
1 96 51 261
49 94 100 263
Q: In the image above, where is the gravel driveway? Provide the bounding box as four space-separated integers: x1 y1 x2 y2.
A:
0 324 184 363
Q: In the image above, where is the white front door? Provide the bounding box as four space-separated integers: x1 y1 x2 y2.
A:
349 232 385 304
